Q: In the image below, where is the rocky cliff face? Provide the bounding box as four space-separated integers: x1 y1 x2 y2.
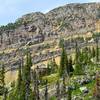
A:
46 3 99 33
17 3 100 34
0 3 100 49
0 2 100 70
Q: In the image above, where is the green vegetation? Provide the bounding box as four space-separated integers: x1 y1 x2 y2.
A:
8 50 34 100
0 34 99 100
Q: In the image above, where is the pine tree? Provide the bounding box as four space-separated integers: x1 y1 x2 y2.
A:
9 58 25 100
75 41 79 63
74 44 84 75
21 50 33 100
96 38 99 62
62 75 66 98
17 62 22 91
24 51 32 100
60 46 68 77
47 62 51 75
36 75 40 100
74 61 84 75
65 51 69 76
56 80 60 100
3 88 8 100
33 70 40 100
92 47 96 58
93 71 100 99
36 80 40 100
59 38 64 48
67 88 72 100
51 58 58 73
68 56 74 76
0 63 5 96
44 80 48 100
14 61 23 100
0 63 7 100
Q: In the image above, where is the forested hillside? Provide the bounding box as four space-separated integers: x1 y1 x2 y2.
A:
0 2 100 100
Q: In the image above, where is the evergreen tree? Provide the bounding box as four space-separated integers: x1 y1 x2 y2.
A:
60 46 68 77
62 75 66 98
0 63 7 100
68 56 74 76
74 44 84 75
4 51 34 100
56 80 60 100
0 63 5 96
14 61 23 100
3 88 8 100
18 50 33 100
36 73 40 100
47 62 51 75
96 38 99 62
44 80 48 100
33 70 39 100
75 41 79 63
36 80 40 100
8 59 26 100
93 71 100 99
74 61 84 75
67 88 72 100
51 58 58 73
92 47 96 58
24 51 32 100
17 62 22 91
59 38 64 48
65 51 69 76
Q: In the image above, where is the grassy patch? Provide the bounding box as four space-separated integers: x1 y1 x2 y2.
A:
72 80 96 99
0 96 2 100
84 80 95 100
42 73 59 84
50 96 57 100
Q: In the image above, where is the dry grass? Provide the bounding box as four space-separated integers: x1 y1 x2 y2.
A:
5 70 18 84
0 48 16 54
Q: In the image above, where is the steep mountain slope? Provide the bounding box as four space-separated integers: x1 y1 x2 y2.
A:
0 2 100 75
0 3 100 48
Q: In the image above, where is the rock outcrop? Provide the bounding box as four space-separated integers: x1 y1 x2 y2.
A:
0 2 100 70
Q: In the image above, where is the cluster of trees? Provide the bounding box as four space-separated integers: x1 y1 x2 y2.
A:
0 50 35 100
0 19 25 36
0 46 74 100
0 18 33 34
59 45 74 77
8 50 34 100
0 21 22 33
0 36 99 99
59 41 98 76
